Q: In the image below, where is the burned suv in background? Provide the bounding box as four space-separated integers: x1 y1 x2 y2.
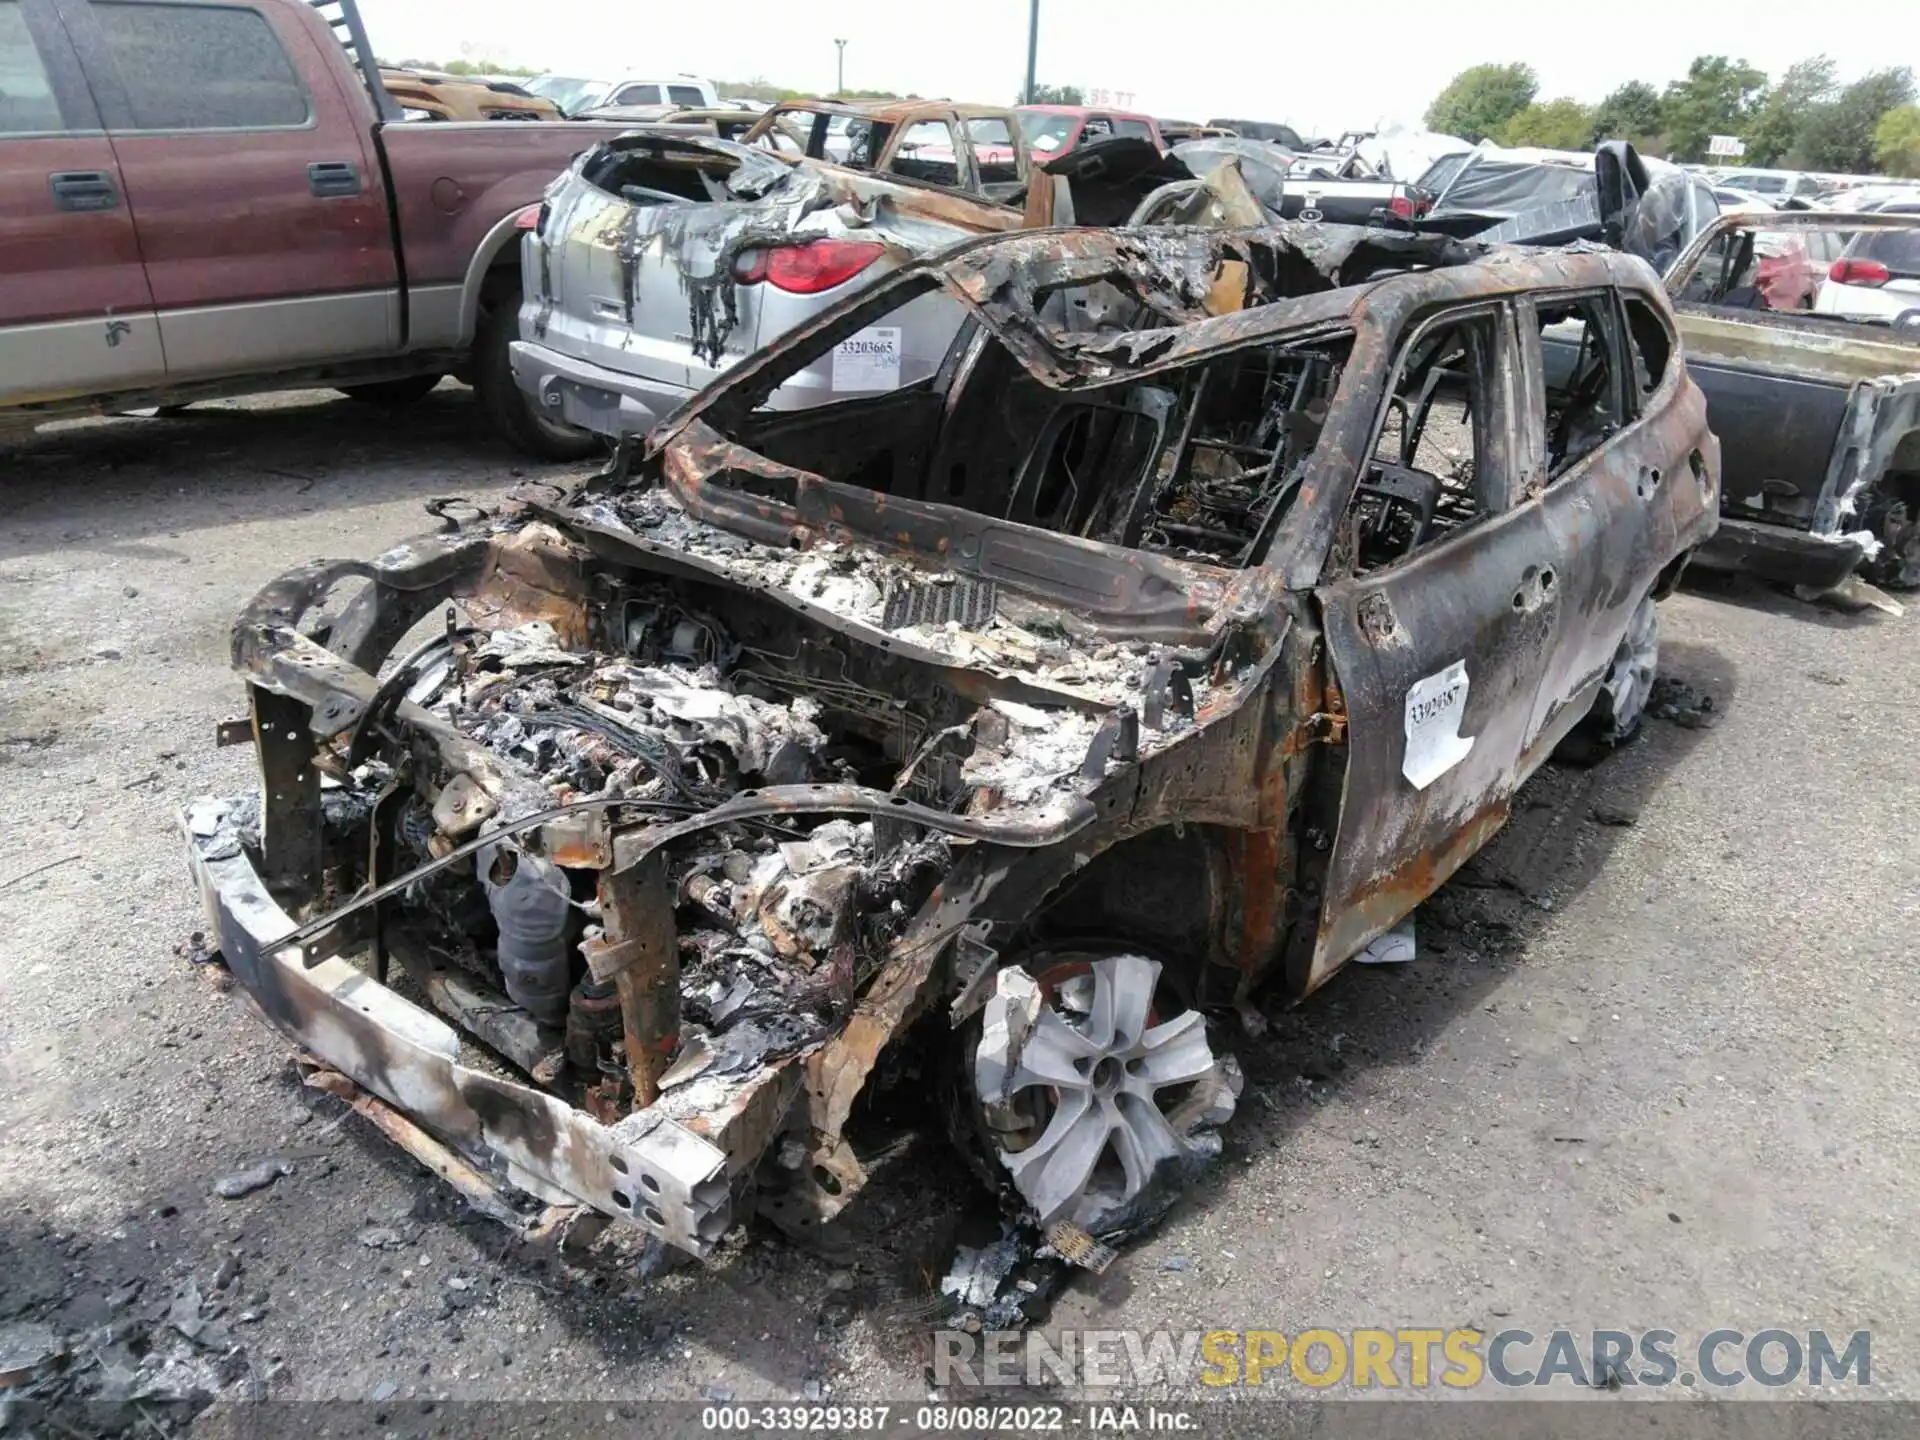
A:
185 225 1716 1262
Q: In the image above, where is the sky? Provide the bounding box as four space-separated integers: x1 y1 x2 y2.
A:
360 0 1909 134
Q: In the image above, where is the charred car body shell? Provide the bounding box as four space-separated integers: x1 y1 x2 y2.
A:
1664 211 1920 588
185 225 1717 1253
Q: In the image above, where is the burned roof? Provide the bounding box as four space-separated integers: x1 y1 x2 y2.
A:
939 226 1669 375
655 223 1669 446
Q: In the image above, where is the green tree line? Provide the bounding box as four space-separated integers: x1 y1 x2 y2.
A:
1426 59 1920 176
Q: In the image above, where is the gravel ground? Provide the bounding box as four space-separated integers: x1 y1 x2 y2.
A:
2 387 1917 1425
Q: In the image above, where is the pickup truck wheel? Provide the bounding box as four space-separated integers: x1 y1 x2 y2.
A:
339 375 443 406
474 278 600 462
954 950 1239 1239
1860 478 1920 590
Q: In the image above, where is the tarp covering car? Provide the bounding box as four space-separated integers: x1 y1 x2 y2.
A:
1422 143 1706 273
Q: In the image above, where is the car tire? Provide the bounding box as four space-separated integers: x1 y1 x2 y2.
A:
943 948 1236 1241
338 375 444 406
1561 594 1659 763
1860 477 1920 590
473 276 601 462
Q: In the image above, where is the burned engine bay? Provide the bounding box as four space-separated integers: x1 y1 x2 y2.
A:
184 468 1270 1265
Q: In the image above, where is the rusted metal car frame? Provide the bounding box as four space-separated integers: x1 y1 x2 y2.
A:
1663 210 1920 589
377 69 561 123
743 99 1032 202
185 225 1717 1258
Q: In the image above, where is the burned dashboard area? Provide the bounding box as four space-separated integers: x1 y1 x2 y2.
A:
659 224 1499 577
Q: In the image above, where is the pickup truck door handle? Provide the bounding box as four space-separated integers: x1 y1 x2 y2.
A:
307 161 362 198
49 171 119 212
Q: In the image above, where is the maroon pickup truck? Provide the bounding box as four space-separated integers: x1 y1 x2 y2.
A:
0 0 622 456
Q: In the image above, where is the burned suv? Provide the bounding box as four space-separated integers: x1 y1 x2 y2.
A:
184 226 1718 1259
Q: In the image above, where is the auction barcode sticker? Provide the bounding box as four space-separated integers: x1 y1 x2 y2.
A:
1402 659 1474 789
832 327 902 391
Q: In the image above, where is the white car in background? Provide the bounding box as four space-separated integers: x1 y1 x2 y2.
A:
510 104 1040 439
1718 168 1821 203
1815 184 1920 213
524 75 720 116
1813 204 1920 330
1712 187 1776 213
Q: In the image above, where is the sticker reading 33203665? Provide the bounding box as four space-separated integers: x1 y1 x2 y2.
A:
831 326 902 392
1403 660 1474 789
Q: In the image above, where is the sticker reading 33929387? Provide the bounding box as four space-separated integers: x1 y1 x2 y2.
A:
832 326 902 392
1403 660 1474 789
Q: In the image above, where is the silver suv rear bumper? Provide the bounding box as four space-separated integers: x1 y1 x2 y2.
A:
509 340 693 439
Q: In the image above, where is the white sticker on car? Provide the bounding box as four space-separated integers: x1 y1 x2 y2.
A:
832 327 902 392
1403 660 1474 790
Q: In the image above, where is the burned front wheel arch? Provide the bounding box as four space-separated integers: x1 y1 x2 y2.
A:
906 821 1271 1236
1007 822 1252 1006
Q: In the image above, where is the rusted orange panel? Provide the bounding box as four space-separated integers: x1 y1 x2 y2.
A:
595 854 678 1109
460 523 593 647
1305 797 1509 995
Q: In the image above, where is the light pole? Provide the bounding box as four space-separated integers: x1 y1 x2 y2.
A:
834 38 847 96
1022 0 1038 103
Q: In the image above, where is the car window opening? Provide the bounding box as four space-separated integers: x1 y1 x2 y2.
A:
1621 297 1671 397
1535 295 1625 479
1016 111 1078 153
581 144 744 206
1679 224 1902 322
1344 313 1498 575
728 320 1353 571
891 120 960 188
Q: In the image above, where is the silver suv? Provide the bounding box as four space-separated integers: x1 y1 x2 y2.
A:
509 103 1034 439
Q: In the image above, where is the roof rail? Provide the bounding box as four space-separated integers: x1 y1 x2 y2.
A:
308 0 400 123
